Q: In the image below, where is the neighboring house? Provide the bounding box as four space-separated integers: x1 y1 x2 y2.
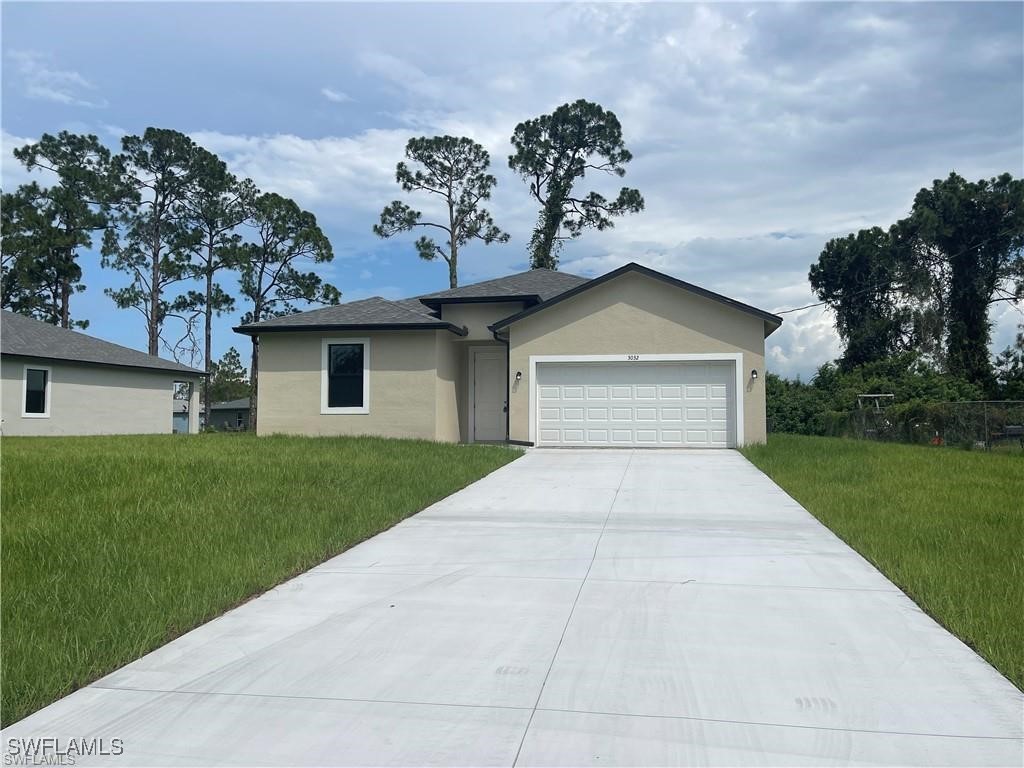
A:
234 263 782 448
1 311 203 436
208 398 250 431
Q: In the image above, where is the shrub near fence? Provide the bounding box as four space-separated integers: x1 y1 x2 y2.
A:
841 401 1024 449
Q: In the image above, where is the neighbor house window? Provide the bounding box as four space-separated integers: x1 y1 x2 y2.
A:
23 366 51 417
321 338 370 414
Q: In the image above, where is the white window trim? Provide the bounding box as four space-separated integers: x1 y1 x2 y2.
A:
22 364 52 418
527 353 745 446
321 337 370 415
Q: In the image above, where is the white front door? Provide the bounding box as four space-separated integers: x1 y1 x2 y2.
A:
536 362 736 447
472 348 506 441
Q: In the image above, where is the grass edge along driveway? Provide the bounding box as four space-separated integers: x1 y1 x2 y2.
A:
1 433 520 726
742 434 1023 692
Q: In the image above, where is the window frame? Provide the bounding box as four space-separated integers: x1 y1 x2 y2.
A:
320 337 370 415
22 364 52 418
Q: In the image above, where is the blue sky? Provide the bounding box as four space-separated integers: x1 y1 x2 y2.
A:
2 2 1022 378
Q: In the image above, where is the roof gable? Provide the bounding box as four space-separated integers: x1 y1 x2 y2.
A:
1 311 203 374
489 263 782 335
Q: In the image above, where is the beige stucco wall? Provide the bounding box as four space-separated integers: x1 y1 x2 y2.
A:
506 272 770 445
434 331 463 442
0 356 199 436
440 302 524 341
256 330 450 440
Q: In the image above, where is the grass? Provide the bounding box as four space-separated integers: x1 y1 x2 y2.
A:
741 434 1023 691
0 433 519 725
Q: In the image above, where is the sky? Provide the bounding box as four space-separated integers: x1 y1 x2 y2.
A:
2 1 1022 379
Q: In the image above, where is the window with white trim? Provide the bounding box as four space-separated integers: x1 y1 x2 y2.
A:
321 338 370 414
23 366 51 417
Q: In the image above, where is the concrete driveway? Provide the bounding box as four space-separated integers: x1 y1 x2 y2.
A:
6 450 1022 766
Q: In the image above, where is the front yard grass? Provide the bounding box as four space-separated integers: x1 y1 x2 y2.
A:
741 434 1023 691
0 433 519 725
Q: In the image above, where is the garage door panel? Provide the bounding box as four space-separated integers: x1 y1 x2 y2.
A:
536 362 735 448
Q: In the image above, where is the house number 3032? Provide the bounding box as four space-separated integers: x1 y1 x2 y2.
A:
626 354 641 361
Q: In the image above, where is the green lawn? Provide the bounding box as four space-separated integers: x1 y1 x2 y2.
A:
0 434 519 725
742 434 1023 691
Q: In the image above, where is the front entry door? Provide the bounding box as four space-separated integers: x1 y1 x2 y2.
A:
473 348 506 441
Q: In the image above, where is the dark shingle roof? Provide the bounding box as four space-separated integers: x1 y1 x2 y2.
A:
210 398 249 410
234 297 465 335
417 268 589 306
1 311 203 374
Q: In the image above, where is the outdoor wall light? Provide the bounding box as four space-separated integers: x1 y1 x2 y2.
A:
751 369 759 380
515 371 523 382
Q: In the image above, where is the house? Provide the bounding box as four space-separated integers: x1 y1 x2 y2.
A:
1 310 203 436
234 263 782 447
207 398 250 431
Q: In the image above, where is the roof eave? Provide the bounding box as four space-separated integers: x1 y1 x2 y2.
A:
0 351 204 376
233 322 468 337
418 294 540 310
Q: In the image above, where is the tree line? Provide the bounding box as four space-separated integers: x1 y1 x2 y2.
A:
2 128 338 430
772 172 1024 435
1 99 645 429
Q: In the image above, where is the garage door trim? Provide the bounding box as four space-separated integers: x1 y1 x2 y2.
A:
528 353 744 446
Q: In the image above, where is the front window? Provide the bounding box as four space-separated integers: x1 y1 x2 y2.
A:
24 367 49 416
321 338 370 414
328 344 364 408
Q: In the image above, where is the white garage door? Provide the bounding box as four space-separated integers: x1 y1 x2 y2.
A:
536 362 736 447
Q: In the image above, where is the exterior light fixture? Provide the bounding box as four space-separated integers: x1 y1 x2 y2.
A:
515 371 523 382
751 369 759 380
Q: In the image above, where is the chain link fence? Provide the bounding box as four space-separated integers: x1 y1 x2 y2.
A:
841 400 1024 450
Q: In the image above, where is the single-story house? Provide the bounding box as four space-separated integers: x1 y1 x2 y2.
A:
207 398 250 431
1 310 203 436
234 263 782 447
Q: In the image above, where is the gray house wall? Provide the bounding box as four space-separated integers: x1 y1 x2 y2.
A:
1 356 200 436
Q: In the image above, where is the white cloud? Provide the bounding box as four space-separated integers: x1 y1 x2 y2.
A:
7 50 107 108
320 87 352 104
188 129 409 210
767 307 843 380
1 130 49 189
